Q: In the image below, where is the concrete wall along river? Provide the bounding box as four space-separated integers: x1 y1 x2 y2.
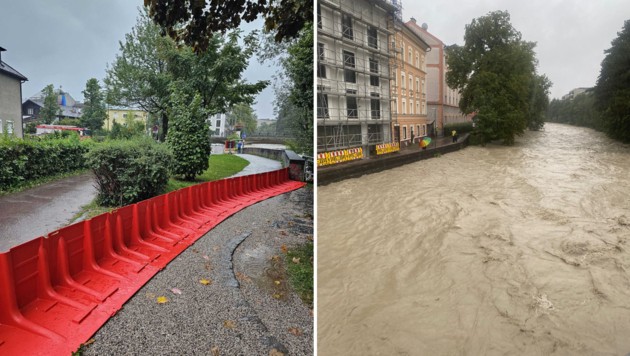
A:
317 123 630 355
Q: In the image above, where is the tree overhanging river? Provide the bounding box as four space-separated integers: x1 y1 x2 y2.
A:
318 123 630 355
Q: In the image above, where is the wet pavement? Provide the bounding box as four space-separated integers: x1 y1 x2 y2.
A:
0 173 97 252
0 153 284 253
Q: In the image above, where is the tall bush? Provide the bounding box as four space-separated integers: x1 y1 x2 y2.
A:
166 86 211 181
86 138 172 206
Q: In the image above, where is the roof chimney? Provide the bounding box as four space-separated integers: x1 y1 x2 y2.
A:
410 17 417 23
0 46 5 63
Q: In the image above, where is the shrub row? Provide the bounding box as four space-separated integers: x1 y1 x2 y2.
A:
0 135 90 191
86 138 173 206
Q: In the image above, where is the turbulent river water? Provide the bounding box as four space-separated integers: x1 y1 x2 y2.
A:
317 123 630 355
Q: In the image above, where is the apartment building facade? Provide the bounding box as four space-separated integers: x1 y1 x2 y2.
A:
317 0 398 162
406 19 468 136
391 21 430 146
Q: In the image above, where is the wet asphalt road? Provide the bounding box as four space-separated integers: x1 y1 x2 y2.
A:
0 173 97 252
0 153 282 253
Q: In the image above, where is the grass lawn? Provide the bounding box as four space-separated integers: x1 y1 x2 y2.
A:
165 154 249 192
286 242 314 307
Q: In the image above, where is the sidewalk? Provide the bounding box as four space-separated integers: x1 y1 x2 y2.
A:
0 153 282 252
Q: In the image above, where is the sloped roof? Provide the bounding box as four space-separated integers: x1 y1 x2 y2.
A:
0 60 28 81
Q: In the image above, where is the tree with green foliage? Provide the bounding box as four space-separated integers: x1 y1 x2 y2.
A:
166 84 211 181
446 11 548 144
526 74 552 131
144 0 312 51
273 22 313 154
39 84 60 124
81 78 107 131
105 10 173 141
106 9 267 142
594 19 630 142
226 103 257 136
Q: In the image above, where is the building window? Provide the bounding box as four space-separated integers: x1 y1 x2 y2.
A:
342 13 353 40
215 128 220 136
409 100 413 114
408 48 412 63
0 119 3 133
346 90 358 118
409 76 413 94
317 93 329 118
367 26 377 49
402 99 406 114
216 119 221 128
402 126 407 140
317 3 322 29
369 59 379 87
343 50 356 83
6 121 14 135
416 101 420 115
393 99 398 114
370 93 380 119
410 125 414 140
401 72 406 89
416 79 420 93
27 108 33 115
416 54 419 68
318 43 326 78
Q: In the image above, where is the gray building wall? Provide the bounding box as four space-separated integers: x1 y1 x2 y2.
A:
0 73 23 138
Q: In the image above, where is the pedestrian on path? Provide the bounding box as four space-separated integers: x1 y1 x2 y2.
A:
452 130 457 143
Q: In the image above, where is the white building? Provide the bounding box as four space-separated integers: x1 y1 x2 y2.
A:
317 0 398 156
208 113 227 137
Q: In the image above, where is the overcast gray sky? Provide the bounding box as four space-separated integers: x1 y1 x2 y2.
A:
404 0 630 99
0 0 278 119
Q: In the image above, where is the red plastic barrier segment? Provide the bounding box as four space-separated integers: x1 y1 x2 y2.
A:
0 168 305 355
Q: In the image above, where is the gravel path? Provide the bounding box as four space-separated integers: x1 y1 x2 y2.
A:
83 186 313 355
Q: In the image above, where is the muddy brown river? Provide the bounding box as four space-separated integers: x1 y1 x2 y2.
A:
317 123 630 355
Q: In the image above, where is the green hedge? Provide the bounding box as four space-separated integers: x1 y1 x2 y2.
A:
86 138 173 206
0 135 90 191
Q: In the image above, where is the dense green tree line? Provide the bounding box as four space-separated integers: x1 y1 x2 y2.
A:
546 20 629 142
446 11 551 145
594 19 630 142
546 92 604 130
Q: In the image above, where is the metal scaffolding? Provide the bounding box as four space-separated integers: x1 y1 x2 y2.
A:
317 0 400 154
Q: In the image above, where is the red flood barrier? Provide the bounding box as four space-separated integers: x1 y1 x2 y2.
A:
0 168 305 355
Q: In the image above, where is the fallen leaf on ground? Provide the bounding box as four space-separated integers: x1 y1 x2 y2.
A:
223 320 236 329
292 257 300 264
280 230 288 236
271 255 281 261
273 293 282 299
274 280 281 285
171 288 182 295
280 245 288 253
288 327 302 336
210 346 220 356
310 310 314 317
200 278 212 285
269 349 284 356
156 296 168 304
84 338 95 346
203 255 210 261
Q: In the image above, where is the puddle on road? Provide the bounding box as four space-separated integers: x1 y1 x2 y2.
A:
238 244 289 301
